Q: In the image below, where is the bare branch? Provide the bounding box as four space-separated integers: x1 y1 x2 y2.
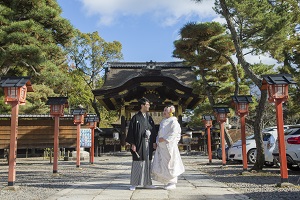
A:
21 61 40 75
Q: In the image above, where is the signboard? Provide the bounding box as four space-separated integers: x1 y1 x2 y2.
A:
80 128 91 147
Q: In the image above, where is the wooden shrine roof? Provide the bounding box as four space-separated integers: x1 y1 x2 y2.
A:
92 61 201 111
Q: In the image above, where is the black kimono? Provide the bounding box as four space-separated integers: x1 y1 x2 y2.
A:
126 111 157 160
125 111 157 186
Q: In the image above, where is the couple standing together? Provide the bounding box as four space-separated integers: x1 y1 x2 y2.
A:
125 97 185 191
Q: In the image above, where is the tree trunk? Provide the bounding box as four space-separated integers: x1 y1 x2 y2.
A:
224 128 233 147
219 0 266 170
90 97 100 122
252 90 268 170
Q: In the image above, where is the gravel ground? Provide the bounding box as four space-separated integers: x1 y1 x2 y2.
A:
1 154 300 200
0 155 131 200
184 155 300 200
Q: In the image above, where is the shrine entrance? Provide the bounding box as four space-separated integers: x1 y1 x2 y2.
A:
92 61 202 150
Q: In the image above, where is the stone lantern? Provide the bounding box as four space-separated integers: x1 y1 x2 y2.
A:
261 74 296 185
46 97 68 174
85 115 99 164
231 95 252 171
71 107 87 168
213 106 230 166
0 76 33 187
202 115 215 164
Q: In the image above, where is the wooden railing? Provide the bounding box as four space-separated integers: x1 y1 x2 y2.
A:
0 119 78 149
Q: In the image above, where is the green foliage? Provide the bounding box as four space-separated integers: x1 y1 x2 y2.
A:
214 0 300 64
99 108 119 128
0 0 74 77
65 30 123 90
188 100 213 127
19 84 57 114
34 61 72 94
210 0 300 170
0 1 122 129
0 90 11 113
66 71 94 111
0 0 73 114
173 21 250 125
0 0 75 114
65 30 123 124
213 0 300 122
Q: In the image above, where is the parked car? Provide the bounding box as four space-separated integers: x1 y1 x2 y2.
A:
227 126 290 165
227 134 258 164
272 127 300 171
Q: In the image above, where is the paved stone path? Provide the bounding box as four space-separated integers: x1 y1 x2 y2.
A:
44 154 251 200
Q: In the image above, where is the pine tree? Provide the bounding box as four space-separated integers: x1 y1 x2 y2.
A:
214 0 300 170
0 0 74 78
0 0 75 114
173 21 247 146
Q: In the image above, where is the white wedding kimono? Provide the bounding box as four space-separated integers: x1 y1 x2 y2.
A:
151 116 185 184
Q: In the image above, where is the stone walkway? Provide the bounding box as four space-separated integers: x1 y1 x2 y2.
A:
42 153 251 200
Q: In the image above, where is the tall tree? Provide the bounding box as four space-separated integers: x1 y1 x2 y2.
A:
210 0 300 170
65 30 123 119
0 0 74 77
173 21 249 146
0 0 75 114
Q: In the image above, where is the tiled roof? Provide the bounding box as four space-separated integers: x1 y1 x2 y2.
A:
0 76 33 91
92 61 200 110
261 74 296 85
46 97 68 105
98 61 195 91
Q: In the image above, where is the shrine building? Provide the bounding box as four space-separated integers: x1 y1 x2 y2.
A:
92 61 202 149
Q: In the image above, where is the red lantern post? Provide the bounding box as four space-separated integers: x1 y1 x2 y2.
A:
261 74 296 185
213 107 230 166
202 115 215 164
231 95 253 171
86 116 99 164
0 77 33 187
71 107 86 168
46 97 68 174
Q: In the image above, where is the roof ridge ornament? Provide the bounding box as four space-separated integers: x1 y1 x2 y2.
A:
146 60 157 69
141 60 162 75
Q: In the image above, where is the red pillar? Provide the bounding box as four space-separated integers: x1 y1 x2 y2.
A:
275 99 288 182
240 114 248 171
76 123 81 168
207 127 212 164
53 116 59 173
220 122 226 166
90 128 95 164
8 101 19 186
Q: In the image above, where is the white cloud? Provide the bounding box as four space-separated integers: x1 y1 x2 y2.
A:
80 0 216 26
245 54 278 66
212 16 226 25
231 51 279 67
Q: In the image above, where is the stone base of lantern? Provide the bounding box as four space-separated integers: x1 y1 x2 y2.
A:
70 150 90 161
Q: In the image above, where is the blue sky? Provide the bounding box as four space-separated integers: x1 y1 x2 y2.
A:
57 0 218 62
57 0 277 65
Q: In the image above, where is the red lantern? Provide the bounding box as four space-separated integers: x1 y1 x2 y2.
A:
261 74 296 184
71 108 86 125
46 97 68 117
1 77 33 105
231 95 252 116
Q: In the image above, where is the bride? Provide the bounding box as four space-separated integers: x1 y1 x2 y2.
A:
151 105 185 190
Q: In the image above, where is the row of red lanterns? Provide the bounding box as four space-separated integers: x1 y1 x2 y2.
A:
0 74 296 187
0 77 99 187
202 74 296 186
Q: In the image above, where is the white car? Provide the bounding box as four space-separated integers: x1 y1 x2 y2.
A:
228 134 258 164
228 126 289 165
272 127 300 171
